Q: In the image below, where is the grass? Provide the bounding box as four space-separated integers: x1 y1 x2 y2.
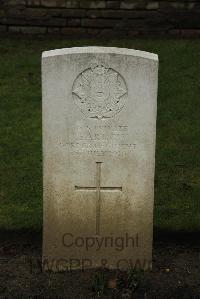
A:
0 36 199 232
91 271 107 296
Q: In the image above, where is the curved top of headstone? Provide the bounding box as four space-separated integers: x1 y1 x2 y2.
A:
42 46 158 61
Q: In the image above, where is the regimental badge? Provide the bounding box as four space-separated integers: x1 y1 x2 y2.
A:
72 60 128 119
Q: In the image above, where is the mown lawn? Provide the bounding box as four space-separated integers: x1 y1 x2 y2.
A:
0 37 199 232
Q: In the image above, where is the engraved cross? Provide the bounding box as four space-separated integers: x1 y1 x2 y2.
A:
75 162 122 235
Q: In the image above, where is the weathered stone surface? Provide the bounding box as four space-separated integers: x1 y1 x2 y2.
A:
160 1 186 10
25 8 48 17
106 1 120 9
0 25 7 32
166 11 200 28
61 27 86 34
0 9 6 17
80 0 106 9
42 47 158 271
177 29 200 37
9 25 46 33
126 15 170 31
6 0 26 5
8 25 26 32
47 26 60 33
1 0 200 36
87 28 100 35
120 1 134 9
100 28 126 36
7 8 22 17
86 9 158 19
120 0 144 9
65 0 80 8
38 17 66 26
0 17 27 25
27 0 41 6
146 1 159 10
127 29 140 36
41 0 65 8
82 18 120 28
67 17 81 26
1 16 66 26
61 8 85 17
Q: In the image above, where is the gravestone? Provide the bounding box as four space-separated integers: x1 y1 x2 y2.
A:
42 47 158 271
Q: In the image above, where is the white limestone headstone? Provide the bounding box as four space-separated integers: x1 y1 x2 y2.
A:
42 47 158 271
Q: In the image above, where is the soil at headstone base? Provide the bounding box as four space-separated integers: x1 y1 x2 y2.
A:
0 231 199 299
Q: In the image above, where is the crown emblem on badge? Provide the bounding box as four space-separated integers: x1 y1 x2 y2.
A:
72 60 128 119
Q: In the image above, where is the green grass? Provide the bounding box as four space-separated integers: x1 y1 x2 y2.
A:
0 37 199 232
